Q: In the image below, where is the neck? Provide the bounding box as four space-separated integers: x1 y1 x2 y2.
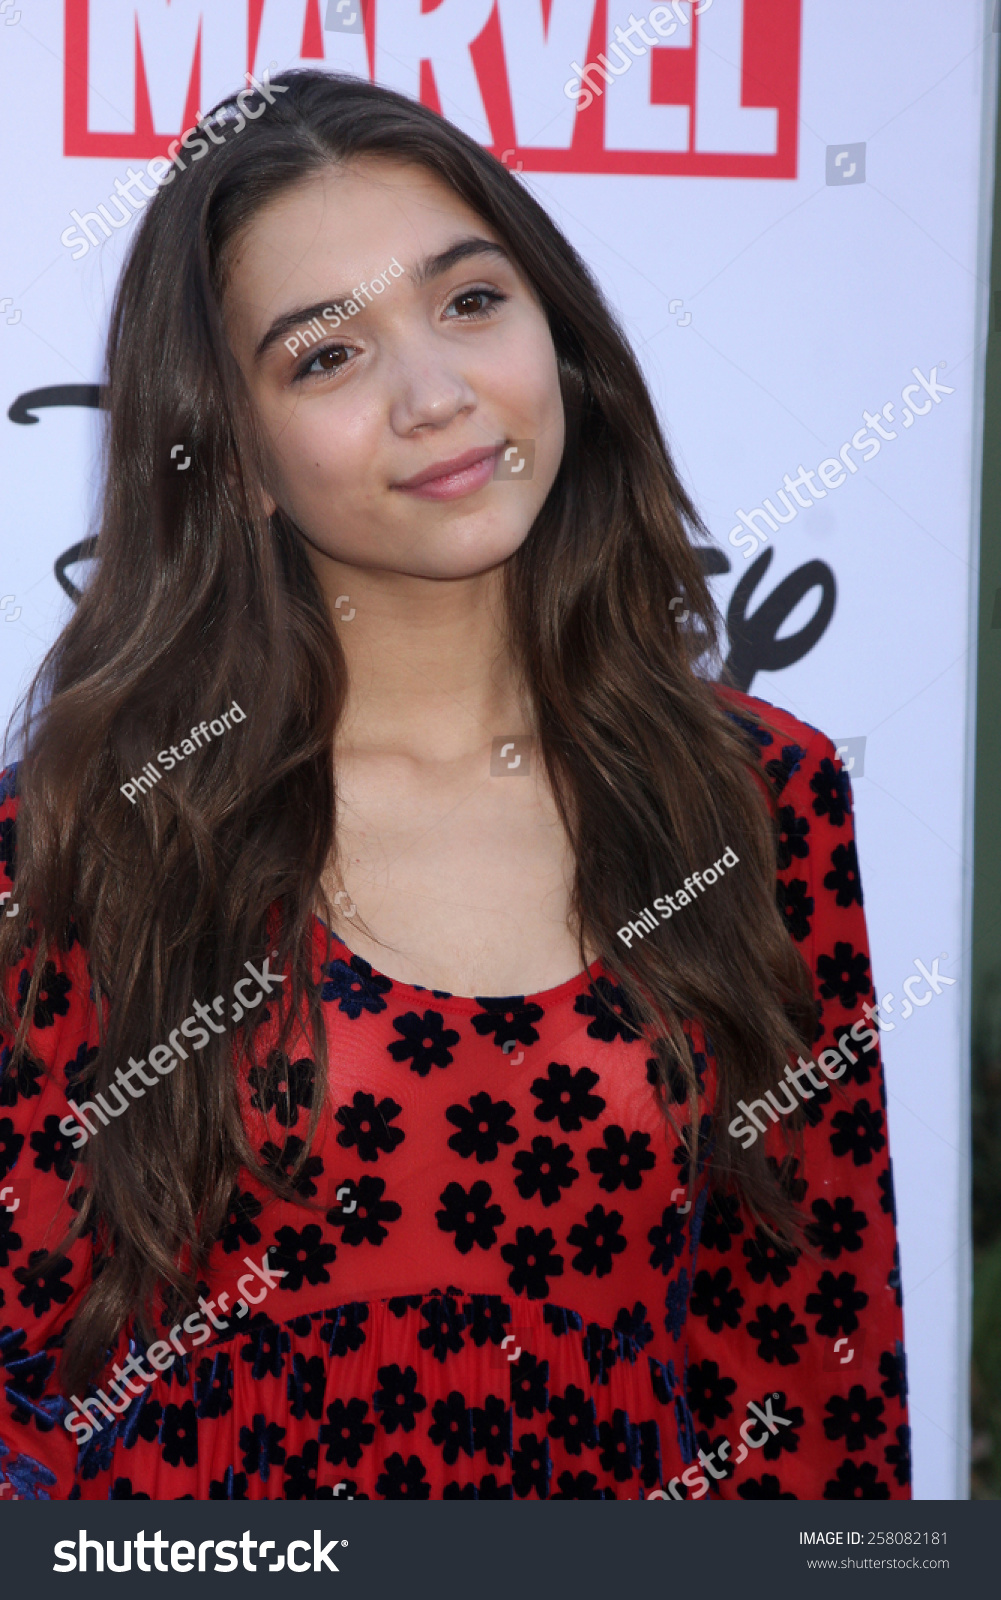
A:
311 554 530 758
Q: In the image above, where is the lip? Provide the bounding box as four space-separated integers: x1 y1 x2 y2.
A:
393 445 501 500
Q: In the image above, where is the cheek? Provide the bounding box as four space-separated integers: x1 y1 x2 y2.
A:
267 396 381 508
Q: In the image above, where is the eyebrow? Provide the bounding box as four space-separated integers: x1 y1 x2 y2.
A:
254 236 513 361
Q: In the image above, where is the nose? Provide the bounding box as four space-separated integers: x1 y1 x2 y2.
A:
388 349 478 436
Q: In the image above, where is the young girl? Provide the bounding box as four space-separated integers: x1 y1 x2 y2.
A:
0 70 907 1501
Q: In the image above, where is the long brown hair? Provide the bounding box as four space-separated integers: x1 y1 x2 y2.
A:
0 70 816 1390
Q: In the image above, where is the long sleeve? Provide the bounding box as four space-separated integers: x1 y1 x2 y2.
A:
0 769 98 1499
683 707 909 1499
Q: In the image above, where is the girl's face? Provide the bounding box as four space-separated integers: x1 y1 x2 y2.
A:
224 157 565 581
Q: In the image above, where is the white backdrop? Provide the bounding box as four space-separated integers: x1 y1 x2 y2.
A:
0 0 994 1500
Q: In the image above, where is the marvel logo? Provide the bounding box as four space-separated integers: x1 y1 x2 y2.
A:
65 0 800 177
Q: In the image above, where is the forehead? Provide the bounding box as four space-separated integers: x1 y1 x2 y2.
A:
224 157 498 318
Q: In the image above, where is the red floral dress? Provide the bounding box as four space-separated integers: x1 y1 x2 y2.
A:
0 691 909 1500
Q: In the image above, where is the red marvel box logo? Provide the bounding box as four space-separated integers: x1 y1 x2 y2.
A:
64 0 800 177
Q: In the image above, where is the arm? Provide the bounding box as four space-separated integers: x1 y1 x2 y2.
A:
0 775 98 1499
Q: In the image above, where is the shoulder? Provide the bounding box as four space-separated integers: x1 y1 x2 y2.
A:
713 685 849 812
1 762 96 1078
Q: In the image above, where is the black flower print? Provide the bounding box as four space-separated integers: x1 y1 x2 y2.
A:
510 1350 548 1419
810 757 852 826
375 1452 431 1499
885 1424 910 1486
597 1409 635 1482
335 1092 404 1161
647 1204 688 1275
287 1353 327 1422
13 1250 73 1316
248 1049 316 1129
742 1227 799 1287
465 1295 510 1350
429 1391 474 1464
388 1009 460 1076
500 1226 565 1299
879 1344 907 1403
259 1135 324 1199
220 1187 263 1254
837 1028 879 1088
109 1478 151 1500
754 1390 804 1461
586 1125 656 1192
776 804 810 869
319 1302 368 1358
319 1397 375 1466
160 1400 198 1469
567 1205 627 1278
738 1474 797 1499
613 1302 653 1363
825 840 862 907
547 1384 597 1455
512 1431 550 1498
574 977 640 1043
823 1459 890 1499
697 1191 745 1254
583 1323 619 1386
194 1353 233 1420
373 1365 427 1434
268 1224 337 1292
767 1153 808 1204
551 1470 612 1499
328 1174 401 1247
745 1303 808 1365
531 1062 605 1132
240 1324 288 1382
283 1438 323 1499
418 1294 466 1363
807 1196 869 1258
321 954 392 1018
765 742 807 796
0 1048 42 1107
63 1041 99 1098
512 1136 579 1206
0 1205 22 1268
472 1394 511 1466
28 1115 76 1182
686 1360 736 1428
830 1098 886 1166
777 878 813 942
470 996 544 1050
209 1468 248 1499
15 962 71 1029
689 1268 744 1333
804 1270 868 1336
817 941 871 1008
823 1385 886 1452
446 1092 518 1162
436 1180 505 1253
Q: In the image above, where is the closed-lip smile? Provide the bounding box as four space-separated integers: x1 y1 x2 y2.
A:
392 444 502 500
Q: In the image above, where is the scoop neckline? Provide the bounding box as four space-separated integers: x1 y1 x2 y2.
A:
311 913 605 1012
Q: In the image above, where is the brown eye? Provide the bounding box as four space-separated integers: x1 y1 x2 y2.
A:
316 346 349 370
453 291 488 316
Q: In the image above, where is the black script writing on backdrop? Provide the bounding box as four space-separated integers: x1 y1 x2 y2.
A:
10 383 837 690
